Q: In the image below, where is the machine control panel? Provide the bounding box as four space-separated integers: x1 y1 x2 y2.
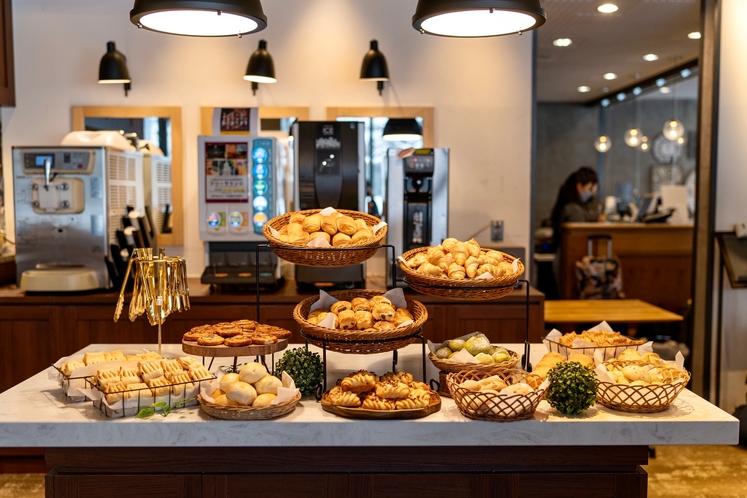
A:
251 138 274 234
22 151 94 174
404 150 435 173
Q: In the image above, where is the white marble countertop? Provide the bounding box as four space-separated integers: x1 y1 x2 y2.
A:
0 343 738 448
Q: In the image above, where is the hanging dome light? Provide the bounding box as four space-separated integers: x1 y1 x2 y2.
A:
383 119 423 142
244 39 276 95
99 41 132 96
663 118 685 141
360 40 389 96
594 135 611 153
130 0 267 37
624 128 642 147
412 0 546 38
639 136 650 151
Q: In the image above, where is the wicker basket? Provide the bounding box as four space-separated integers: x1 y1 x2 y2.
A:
198 391 302 420
431 351 519 398
544 337 646 360
398 247 524 300
294 290 427 355
596 360 690 413
262 209 387 267
447 369 545 422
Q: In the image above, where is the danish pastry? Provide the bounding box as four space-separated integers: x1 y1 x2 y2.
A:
330 301 352 314
360 394 395 410
354 310 374 330
328 387 362 407
332 233 352 247
302 213 323 233
340 370 378 393
321 215 338 235
289 213 306 224
375 380 410 400
372 303 395 321
338 310 357 330
336 216 356 235
350 297 371 312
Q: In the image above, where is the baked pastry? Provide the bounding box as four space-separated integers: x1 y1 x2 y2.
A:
302 213 323 233
354 310 374 330
395 395 430 410
338 310 357 330
448 262 465 280
224 335 253 347
360 394 395 410
568 353 594 368
239 363 267 384
83 352 106 366
464 256 480 278
119 367 141 386
351 229 372 244
161 359 183 375
139 360 164 382
177 356 201 369
354 219 368 232
215 326 243 338
103 350 126 363
60 360 85 376
96 368 121 389
328 386 362 407
406 252 428 269
254 374 282 395
198 334 224 346
373 321 395 332
225 381 257 406
220 373 240 391
417 262 443 276
426 246 448 271
252 393 277 407
441 238 459 252
336 216 356 235
502 383 534 395
289 213 306 224
165 371 192 385
183 328 209 341
250 334 278 345
340 370 377 393
267 327 292 339
369 296 392 306
189 365 213 381
321 215 338 235
332 233 351 247
351 297 371 312
380 371 414 384
372 303 395 321
289 230 310 246
533 352 566 378
393 308 413 327
375 380 410 399
212 394 239 406
330 301 352 314
309 231 331 243
147 377 171 397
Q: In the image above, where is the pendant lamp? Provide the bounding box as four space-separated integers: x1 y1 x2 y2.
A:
360 40 389 96
412 0 546 38
383 119 423 142
130 0 267 37
594 135 611 153
244 40 276 96
99 41 132 96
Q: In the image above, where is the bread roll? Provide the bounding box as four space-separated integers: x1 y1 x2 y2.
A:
501 383 534 395
302 213 323 233
332 233 352 247
225 381 257 406
336 216 356 235
309 231 331 243
239 362 268 384
252 393 277 407
289 213 306 224
287 222 304 235
354 219 368 231
568 353 594 368
213 394 239 406
351 229 372 244
533 352 566 378
254 374 283 395
321 215 338 235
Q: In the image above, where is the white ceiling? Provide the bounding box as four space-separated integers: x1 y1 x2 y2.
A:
537 0 701 103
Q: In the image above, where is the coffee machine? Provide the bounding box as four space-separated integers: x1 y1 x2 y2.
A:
198 135 284 289
293 121 366 290
386 148 449 282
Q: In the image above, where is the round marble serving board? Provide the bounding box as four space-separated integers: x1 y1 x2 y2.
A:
321 390 441 420
182 338 288 358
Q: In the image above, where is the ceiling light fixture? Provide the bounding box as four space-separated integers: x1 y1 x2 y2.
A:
411 0 547 38
99 41 132 96
624 128 641 147
383 119 423 142
595 135 611 153
632 87 642 96
577 85 591 93
642 53 659 61
597 3 618 14
616 92 626 101
656 78 667 87
659 87 671 94
130 0 267 37
603 72 617 80
640 136 650 151
553 38 572 47
601 98 610 107
688 31 702 40
244 40 276 96
360 40 389 96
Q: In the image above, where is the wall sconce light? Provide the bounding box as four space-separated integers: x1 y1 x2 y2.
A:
383 119 423 142
243 39 276 96
98 41 132 96
130 0 267 37
412 0 546 37
360 40 389 96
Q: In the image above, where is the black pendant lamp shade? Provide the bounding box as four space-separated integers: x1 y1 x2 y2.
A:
360 40 389 96
130 0 267 37
383 119 423 142
244 39 276 95
99 41 132 96
412 0 546 37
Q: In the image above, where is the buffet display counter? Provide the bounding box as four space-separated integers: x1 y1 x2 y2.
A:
0 343 737 498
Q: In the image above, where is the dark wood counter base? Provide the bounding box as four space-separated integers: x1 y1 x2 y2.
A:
45 446 648 498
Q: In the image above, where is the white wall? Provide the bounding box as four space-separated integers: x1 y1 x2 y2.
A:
2 0 533 277
714 0 747 414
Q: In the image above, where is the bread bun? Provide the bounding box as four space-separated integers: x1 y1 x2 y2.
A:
252 393 277 407
239 362 268 384
254 374 283 395
219 373 240 391
225 381 257 406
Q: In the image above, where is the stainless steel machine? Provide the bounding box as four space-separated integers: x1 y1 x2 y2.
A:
293 121 366 290
198 135 284 289
386 148 449 282
12 145 145 291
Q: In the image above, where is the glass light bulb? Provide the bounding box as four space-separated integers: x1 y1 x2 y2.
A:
663 119 685 141
624 128 642 147
420 10 538 37
639 136 649 151
594 135 611 153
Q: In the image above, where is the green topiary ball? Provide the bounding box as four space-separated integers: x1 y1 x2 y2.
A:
545 361 598 415
275 347 324 397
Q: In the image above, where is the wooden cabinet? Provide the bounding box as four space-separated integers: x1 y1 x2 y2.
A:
0 0 14 106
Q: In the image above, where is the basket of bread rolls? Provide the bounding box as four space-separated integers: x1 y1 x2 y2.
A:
198 362 302 420
293 290 428 355
263 209 387 267
596 349 690 413
446 369 546 422
398 238 524 300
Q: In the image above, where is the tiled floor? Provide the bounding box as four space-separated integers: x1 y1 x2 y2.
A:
1 445 746 497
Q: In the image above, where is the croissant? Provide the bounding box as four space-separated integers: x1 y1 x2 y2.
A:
330 301 352 314
350 297 371 312
361 394 395 410
406 252 428 268
417 262 443 277
372 303 395 321
426 246 448 270
328 387 361 407
338 310 357 330
321 215 338 235
279 225 289 235
336 216 356 235
441 238 459 253
369 296 392 306
464 238 481 258
448 262 466 280
289 213 306 224
485 250 505 264
340 370 377 393
354 310 374 330
465 256 480 278
498 260 514 274
375 380 410 399
309 231 330 243
351 229 372 244
451 243 470 266
476 264 502 278
302 213 323 233
354 219 368 232
332 233 352 247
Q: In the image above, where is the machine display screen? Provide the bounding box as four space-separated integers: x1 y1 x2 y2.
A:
34 155 54 168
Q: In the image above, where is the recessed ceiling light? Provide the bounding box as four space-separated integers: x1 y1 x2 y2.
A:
656 78 667 87
688 31 702 40
632 87 642 96
577 85 591 93
616 92 626 101
597 3 618 14
681 68 692 78
603 72 618 80
601 98 610 107
659 87 671 94
553 38 573 47
643 53 659 61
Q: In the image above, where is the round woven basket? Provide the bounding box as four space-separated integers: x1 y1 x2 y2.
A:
294 290 427 355
596 360 690 413
398 247 524 300
446 369 545 422
263 209 387 267
197 391 301 420
429 349 519 374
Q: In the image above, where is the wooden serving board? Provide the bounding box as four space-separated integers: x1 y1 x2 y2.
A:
182 339 288 358
321 391 441 420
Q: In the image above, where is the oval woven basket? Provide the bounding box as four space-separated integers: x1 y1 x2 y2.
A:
262 209 387 267
446 369 545 422
398 247 524 301
197 391 301 420
596 360 690 413
294 290 427 355
429 349 519 374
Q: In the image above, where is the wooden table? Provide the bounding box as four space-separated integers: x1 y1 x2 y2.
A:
545 299 683 336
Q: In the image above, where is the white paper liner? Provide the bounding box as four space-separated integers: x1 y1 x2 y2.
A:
308 288 412 330
543 322 653 361
201 371 299 406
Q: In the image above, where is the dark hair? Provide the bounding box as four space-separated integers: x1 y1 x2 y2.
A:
549 167 599 251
